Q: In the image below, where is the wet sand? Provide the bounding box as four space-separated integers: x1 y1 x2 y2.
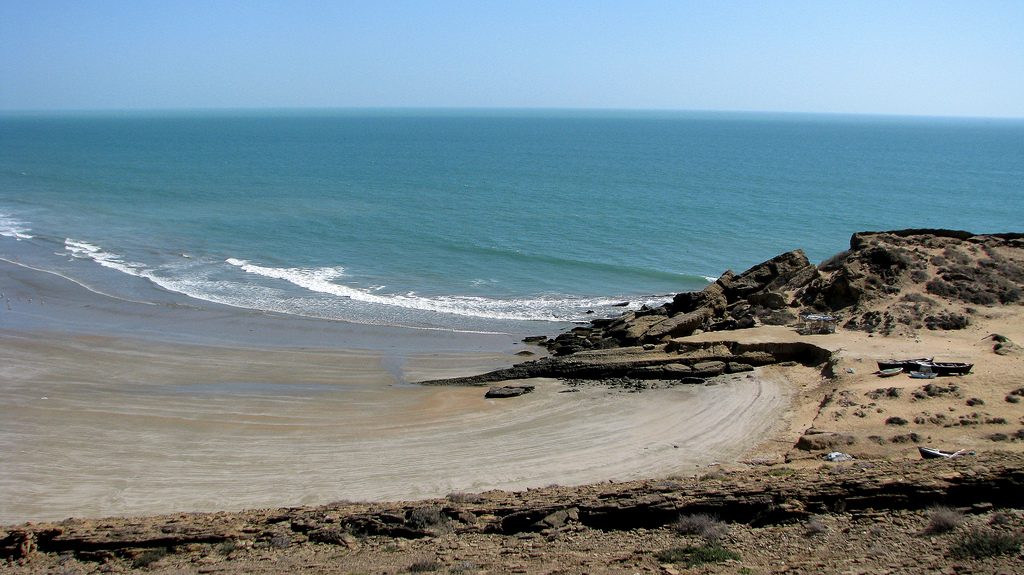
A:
0 259 792 525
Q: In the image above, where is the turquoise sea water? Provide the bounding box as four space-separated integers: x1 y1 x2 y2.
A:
1 109 1022 333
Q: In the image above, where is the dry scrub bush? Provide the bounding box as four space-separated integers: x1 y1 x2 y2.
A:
408 506 453 534
925 505 964 534
672 513 729 544
804 517 829 536
131 548 168 569
950 528 1023 559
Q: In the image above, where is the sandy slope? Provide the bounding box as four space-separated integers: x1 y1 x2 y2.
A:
0 326 794 526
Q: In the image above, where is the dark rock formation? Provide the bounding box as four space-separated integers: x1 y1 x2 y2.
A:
421 340 831 386
484 385 535 398
533 230 1024 352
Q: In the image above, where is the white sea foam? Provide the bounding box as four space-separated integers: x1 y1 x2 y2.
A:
64 239 145 277
227 258 666 322
0 213 33 239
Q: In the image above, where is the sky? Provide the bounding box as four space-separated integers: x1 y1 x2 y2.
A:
1 1 1022 117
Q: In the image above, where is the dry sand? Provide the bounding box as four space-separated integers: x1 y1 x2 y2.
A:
0 261 793 526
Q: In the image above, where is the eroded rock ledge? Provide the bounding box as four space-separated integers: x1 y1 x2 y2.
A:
3 453 1021 564
420 340 832 386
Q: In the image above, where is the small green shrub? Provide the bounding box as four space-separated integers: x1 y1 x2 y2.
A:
949 528 1023 559
655 545 740 567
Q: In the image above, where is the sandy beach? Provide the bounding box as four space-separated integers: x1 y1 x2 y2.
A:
0 259 793 526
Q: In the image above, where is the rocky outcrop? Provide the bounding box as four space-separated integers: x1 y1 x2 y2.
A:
484 385 535 398
538 230 1024 353
801 230 1024 334
421 340 831 386
534 249 819 357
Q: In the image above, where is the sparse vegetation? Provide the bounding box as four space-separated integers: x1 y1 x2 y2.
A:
130 548 168 569
408 506 452 533
655 545 740 567
804 517 829 536
949 528 1023 559
989 512 1014 525
268 534 291 549
672 513 729 543
885 416 908 426
925 505 964 534
446 492 482 504
408 559 441 572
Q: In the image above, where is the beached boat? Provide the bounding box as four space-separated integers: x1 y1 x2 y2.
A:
930 361 974 375
918 446 966 459
876 358 973 376
909 371 937 379
877 358 933 371
877 368 903 377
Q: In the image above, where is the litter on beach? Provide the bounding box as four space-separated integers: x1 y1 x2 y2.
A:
918 446 967 460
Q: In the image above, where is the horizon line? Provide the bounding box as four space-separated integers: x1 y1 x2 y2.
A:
2 105 1023 122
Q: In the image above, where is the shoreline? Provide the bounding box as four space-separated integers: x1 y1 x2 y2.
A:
0 258 795 526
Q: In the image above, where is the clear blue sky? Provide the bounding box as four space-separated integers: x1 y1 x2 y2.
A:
2 0 1022 117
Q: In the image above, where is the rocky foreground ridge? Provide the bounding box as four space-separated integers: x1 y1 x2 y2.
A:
422 230 1024 387
3 454 1023 573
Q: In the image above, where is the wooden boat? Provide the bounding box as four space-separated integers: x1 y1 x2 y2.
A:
877 358 932 371
877 358 973 376
877 368 903 377
909 371 937 379
931 362 973 375
919 446 966 459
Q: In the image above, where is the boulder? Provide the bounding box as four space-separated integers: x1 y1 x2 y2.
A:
671 280 729 315
606 314 668 345
485 385 536 399
690 361 727 377
719 250 814 299
796 432 857 451
641 308 712 342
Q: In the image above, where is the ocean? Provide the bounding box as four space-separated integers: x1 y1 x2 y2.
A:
2 109 1022 334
